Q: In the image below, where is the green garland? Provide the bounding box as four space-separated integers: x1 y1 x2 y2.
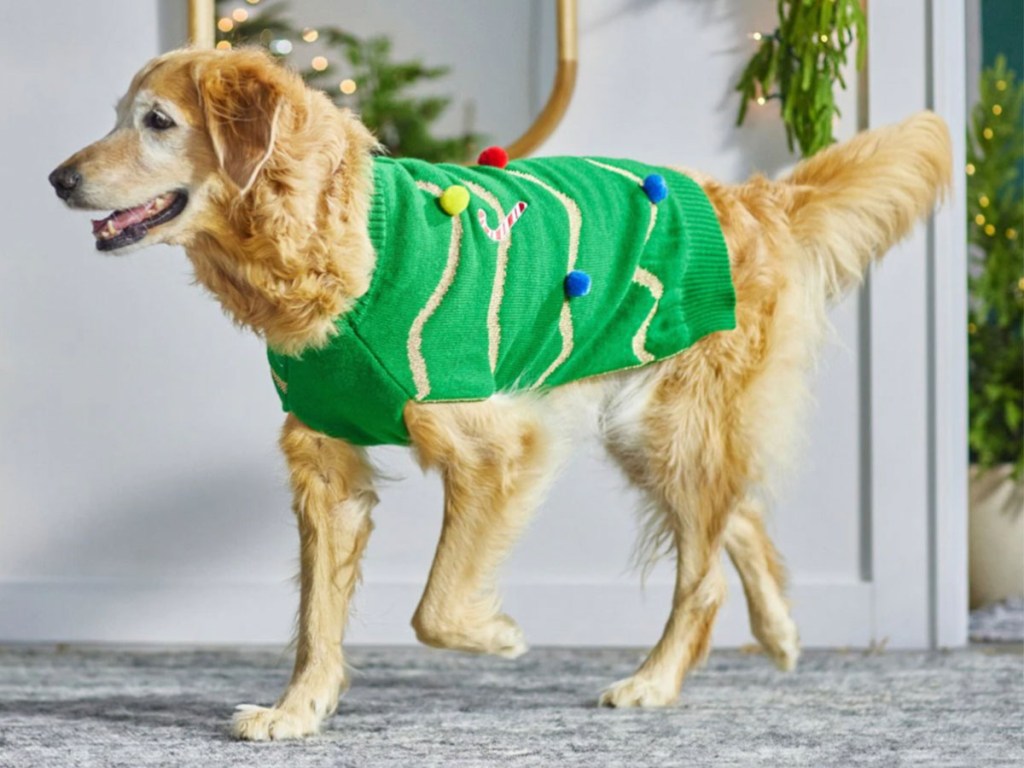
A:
736 0 866 157
966 56 1024 476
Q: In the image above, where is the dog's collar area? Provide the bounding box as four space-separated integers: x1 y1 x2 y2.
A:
93 190 188 252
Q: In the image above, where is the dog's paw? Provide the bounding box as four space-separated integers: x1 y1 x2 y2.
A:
231 704 323 741
756 615 801 672
414 611 528 659
770 626 801 672
477 613 529 659
598 675 678 708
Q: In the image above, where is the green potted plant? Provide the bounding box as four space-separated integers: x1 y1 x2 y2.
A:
966 56 1024 608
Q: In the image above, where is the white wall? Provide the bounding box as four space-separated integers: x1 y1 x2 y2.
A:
0 0 294 636
0 1 965 649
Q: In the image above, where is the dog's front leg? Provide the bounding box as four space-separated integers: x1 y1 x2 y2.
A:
405 399 553 659
233 414 377 741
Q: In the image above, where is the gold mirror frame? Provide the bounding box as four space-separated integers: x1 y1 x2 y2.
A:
187 0 577 158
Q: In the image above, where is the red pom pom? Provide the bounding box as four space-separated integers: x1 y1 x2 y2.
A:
477 146 509 168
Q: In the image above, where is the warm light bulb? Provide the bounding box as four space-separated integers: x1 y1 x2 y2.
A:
216 40 232 50
302 28 319 43
983 127 994 140
749 32 763 41
311 56 328 71
246 0 261 5
1008 229 1019 241
992 104 1003 116
984 224 996 236
217 17 233 32
232 8 248 22
756 96 767 105
975 214 986 226
996 79 1008 91
965 163 976 175
819 34 829 43
339 79 357 95
979 195 990 207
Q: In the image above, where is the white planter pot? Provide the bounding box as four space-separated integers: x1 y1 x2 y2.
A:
969 464 1024 609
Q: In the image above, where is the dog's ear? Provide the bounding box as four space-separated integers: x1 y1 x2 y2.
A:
195 55 286 195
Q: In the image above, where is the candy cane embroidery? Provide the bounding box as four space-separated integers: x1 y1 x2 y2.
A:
477 201 527 242
462 181 513 374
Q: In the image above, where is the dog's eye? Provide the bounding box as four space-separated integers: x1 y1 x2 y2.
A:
144 109 175 131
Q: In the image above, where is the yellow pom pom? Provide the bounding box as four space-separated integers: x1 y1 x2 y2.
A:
439 185 469 216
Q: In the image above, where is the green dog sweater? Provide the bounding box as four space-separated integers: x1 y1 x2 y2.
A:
266 155 736 445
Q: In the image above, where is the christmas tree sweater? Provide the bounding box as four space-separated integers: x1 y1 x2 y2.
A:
266 155 736 445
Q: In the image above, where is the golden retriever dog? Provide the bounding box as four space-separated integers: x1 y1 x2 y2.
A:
49 48 951 740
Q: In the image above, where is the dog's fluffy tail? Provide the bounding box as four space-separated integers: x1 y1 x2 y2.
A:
783 111 952 298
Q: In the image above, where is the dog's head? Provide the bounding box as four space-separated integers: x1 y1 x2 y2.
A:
48 48 312 254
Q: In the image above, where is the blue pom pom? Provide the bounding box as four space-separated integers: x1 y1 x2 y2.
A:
642 174 669 204
564 270 592 298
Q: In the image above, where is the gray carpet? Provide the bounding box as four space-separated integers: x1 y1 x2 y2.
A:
0 645 1021 767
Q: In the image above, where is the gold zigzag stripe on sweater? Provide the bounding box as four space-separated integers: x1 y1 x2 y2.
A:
408 180 464 400
631 267 664 364
270 368 288 395
462 180 511 374
504 169 582 388
583 159 664 364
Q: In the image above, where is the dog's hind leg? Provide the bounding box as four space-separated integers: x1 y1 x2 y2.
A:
600 359 744 708
404 397 554 658
233 414 377 741
599 507 731 707
723 498 800 670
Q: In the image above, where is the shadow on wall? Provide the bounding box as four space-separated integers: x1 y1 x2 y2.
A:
156 0 189 52
11 462 293 580
6 462 296 639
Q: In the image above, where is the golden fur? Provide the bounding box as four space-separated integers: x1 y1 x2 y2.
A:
51 48 952 740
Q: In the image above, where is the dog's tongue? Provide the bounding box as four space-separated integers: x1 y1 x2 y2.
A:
91 202 153 234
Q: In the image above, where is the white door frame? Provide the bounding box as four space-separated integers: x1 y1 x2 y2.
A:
865 0 968 648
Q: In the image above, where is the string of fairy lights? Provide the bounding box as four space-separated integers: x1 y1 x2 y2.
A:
740 27 851 111
215 0 358 95
967 75 1019 245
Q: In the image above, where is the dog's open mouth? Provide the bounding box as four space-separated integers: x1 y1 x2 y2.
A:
91 190 188 251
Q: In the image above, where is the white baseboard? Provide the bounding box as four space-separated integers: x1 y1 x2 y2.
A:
0 579 875 647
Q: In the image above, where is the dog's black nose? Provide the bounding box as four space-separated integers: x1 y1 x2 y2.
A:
49 166 81 200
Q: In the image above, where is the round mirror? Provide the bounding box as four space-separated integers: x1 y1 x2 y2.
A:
190 0 577 161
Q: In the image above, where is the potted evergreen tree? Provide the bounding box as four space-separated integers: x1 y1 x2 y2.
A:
966 56 1024 608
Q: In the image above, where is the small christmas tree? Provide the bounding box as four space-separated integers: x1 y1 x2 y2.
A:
966 56 1024 476
214 0 481 162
